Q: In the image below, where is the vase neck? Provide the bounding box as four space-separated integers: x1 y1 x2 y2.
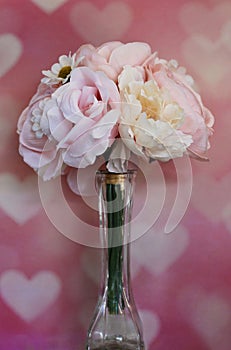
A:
96 171 136 314
96 171 136 246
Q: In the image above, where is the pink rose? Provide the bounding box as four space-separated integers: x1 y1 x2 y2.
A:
146 55 214 160
18 67 120 180
76 41 151 81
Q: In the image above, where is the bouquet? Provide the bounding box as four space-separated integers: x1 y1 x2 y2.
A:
17 41 214 349
17 41 214 190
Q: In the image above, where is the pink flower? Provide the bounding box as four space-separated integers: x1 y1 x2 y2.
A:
18 67 120 180
17 83 63 179
145 55 214 160
76 41 151 81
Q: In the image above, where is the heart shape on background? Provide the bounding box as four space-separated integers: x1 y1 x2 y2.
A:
140 310 161 347
70 1 133 44
0 34 22 78
0 270 61 322
179 287 231 350
0 173 42 225
222 203 231 234
191 172 231 224
132 225 189 276
81 225 189 279
182 34 231 99
31 0 67 14
221 20 231 51
179 2 231 39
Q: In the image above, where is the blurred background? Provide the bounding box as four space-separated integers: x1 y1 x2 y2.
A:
0 0 230 349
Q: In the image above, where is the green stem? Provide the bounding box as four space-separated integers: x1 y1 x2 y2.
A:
106 183 125 314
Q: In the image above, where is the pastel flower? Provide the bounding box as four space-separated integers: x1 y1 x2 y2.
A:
18 67 121 180
118 66 193 162
41 52 82 85
17 83 60 179
76 41 151 81
145 54 214 160
17 100 65 180
54 67 120 168
144 52 195 87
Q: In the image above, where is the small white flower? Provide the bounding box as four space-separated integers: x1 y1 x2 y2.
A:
31 98 50 139
41 52 82 85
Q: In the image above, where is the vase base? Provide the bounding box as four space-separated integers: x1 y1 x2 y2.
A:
89 348 143 350
87 342 144 350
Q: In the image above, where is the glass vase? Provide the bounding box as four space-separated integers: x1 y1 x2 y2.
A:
86 170 144 350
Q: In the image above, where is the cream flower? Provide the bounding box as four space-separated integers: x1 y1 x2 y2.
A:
118 66 193 161
41 52 82 85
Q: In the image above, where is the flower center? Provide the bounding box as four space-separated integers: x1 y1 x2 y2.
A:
134 81 184 128
58 66 72 79
137 82 161 120
139 94 160 120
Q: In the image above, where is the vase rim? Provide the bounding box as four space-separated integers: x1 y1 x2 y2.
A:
96 169 137 185
96 169 137 175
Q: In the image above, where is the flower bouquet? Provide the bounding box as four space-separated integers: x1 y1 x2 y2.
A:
17 41 214 350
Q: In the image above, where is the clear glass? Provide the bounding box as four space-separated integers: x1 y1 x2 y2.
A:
86 171 144 350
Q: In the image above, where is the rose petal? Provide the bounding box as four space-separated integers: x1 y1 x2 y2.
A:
109 42 151 72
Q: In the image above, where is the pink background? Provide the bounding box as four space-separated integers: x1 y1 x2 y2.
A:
0 0 231 349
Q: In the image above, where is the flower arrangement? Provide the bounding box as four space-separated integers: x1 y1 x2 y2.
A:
17 41 214 349
17 41 214 189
